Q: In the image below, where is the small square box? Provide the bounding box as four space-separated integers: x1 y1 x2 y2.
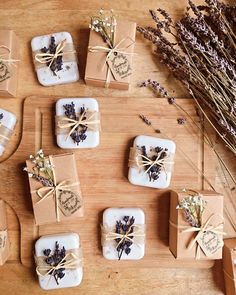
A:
0 108 17 156
31 32 79 86
102 208 145 260
35 233 83 290
55 98 100 149
128 135 176 189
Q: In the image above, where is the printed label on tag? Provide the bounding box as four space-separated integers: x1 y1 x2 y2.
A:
107 52 132 81
58 190 82 217
0 62 10 82
197 230 223 257
0 232 6 251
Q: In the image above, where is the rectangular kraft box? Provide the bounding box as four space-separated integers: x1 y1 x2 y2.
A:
169 190 224 260
0 199 10 265
223 238 236 295
85 20 136 90
0 30 19 97
26 153 84 226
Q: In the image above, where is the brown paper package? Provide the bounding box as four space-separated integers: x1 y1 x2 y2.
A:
85 20 136 90
0 30 19 97
26 153 84 226
0 200 10 265
223 238 236 295
169 190 224 260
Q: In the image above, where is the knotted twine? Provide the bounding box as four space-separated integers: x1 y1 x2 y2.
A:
35 249 83 278
35 155 81 222
0 45 19 82
101 224 146 249
128 147 175 176
0 121 13 147
88 33 135 88
0 229 7 253
56 110 100 141
34 39 77 70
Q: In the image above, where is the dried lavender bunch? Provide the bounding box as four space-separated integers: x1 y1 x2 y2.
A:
115 216 135 260
137 0 236 156
63 102 88 145
23 149 54 187
140 145 168 181
41 36 63 75
176 194 207 227
89 9 116 48
43 242 66 285
0 113 3 121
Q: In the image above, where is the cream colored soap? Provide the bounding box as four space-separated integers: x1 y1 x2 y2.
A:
35 233 83 290
0 108 17 156
56 98 100 149
31 32 79 86
128 135 176 189
102 208 145 260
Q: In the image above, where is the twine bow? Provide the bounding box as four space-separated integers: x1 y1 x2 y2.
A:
34 39 75 69
170 213 226 259
36 156 80 222
88 37 135 88
129 147 174 176
57 110 100 141
36 251 82 277
101 224 146 249
0 45 19 64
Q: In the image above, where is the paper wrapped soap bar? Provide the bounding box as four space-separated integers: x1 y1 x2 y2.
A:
128 135 176 189
55 98 100 149
0 30 19 97
85 18 136 90
101 208 145 260
169 190 224 260
35 233 83 290
0 200 10 265
0 108 17 156
223 238 236 295
25 151 83 225
31 32 79 86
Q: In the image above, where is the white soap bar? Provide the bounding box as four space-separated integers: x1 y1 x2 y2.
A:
31 32 79 86
35 233 83 290
0 108 17 156
128 135 176 189
102 208 145 260
56 98 100 149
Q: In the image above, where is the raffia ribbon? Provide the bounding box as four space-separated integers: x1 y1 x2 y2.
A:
0 122 13 147
169 213 226 259
101 224 146 248
0 45 19 82
128 147 174 176
35 249 83 277
88 37 135 88
0 229 7 252
35 155 81 222
56 110 100 141
33 39 77 70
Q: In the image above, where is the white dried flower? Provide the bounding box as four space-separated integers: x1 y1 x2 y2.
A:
23 167 28 171
28 173 33 177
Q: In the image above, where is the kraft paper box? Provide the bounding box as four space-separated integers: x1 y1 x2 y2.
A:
26 153 84 226
85 20 136 90
0 30 19 97
0 200 10 265
223 238 236 295
169 190 224 260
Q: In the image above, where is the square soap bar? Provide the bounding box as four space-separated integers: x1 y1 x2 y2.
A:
102 208 145 260
31 32 79 86
128 135 176 189
35 233 83 290
0 108 17 156
55 98 100 149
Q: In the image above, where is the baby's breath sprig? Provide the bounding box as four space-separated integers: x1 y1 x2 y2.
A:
89 9 117 48
177 191 207 228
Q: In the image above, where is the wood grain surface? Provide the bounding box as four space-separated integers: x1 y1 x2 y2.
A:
0 1 235 294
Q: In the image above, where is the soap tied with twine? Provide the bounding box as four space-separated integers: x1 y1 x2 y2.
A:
0 45 19 82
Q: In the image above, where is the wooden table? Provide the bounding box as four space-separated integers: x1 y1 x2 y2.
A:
0 1 235 294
